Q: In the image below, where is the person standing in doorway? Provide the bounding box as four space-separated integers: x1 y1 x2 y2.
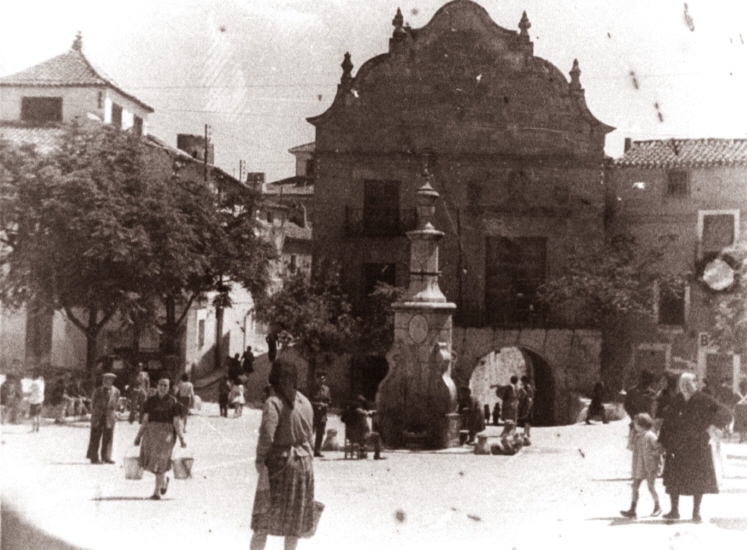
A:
86 373 120 464
518 375 535 438
310 371 331 458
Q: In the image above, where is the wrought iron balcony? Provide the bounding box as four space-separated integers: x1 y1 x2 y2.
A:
344 207 417 238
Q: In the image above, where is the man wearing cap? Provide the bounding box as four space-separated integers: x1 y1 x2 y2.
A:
86 372 120 464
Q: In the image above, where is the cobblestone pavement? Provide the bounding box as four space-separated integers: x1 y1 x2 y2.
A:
2 404 747 550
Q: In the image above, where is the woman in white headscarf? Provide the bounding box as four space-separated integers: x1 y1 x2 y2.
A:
658 373 732 522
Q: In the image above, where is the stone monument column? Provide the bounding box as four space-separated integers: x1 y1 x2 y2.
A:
375 174 460 449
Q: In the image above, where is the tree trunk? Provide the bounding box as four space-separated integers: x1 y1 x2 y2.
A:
214 305 224 371
161 295 178 356
85 308 100 372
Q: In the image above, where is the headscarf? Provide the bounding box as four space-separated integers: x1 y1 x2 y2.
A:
269 356 298 408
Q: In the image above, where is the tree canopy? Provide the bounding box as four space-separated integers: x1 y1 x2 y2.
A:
0 122 273 370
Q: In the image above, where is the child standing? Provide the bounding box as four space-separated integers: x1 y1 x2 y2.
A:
621 413 662 518
28 373 45 433
230 381 245 417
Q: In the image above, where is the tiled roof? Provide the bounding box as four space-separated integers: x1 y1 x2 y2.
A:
0 122 65 154
288 142 315 154
615 139 747 168
263 178 314 196
0 48 153 113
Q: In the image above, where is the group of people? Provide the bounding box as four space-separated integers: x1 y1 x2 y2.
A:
619 369 734 522
0 370 92 428
218 346 255 418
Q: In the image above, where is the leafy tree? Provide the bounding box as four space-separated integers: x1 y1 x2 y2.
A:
0 122 273 371
358 281 405 355
253 262 358 387
538 234 684 326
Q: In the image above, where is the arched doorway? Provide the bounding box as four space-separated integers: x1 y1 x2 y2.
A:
522 349 555 427
469 346 556 426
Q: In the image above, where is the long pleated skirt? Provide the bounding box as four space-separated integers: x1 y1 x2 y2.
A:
139 422 176 474
251 454 314 537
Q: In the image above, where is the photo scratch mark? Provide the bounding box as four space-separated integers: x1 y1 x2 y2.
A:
629 70 639 90
684 3 695 32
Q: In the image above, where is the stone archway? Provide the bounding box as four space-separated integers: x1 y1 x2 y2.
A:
469 346 556 426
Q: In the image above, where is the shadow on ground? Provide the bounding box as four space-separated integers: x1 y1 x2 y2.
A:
1 505 88 550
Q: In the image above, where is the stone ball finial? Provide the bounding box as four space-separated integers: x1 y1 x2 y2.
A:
569 59 582 90
72 31 83 52
519 11 531 39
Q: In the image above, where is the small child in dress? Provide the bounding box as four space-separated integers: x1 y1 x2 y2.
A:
230 381 245 418
620 412 662 519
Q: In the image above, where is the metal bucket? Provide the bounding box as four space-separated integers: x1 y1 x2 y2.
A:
173 457 194 479
124 449 144 480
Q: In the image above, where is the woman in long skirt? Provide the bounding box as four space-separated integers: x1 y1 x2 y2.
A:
251 357 315 550
134 377 186 500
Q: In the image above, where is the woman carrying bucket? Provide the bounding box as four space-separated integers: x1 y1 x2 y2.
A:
134 377 186 500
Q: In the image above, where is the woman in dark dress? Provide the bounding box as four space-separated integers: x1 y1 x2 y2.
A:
134 377 186 500
658 373 732 522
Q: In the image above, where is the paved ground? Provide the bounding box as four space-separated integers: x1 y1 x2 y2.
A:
2 404 747 550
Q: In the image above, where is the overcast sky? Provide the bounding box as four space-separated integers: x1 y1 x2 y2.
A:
1 0 746 182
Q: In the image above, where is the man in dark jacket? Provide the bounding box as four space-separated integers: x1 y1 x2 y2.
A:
310 371 331 457
341 395 383 460
86 373 121 464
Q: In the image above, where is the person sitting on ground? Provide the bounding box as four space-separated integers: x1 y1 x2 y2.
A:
341 395 384 460
586 381 608 424
458 386 485 444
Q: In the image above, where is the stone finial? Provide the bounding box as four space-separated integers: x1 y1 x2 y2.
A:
569 59 582 91
415 179 439 230
72 31 83 52
393 7 404 29
340 52 353 87
519 11 531 40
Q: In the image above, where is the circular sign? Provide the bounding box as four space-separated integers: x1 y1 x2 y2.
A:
408 314 429 344
703 258 735 291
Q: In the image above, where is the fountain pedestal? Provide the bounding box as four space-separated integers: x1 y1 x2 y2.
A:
375 177 460 449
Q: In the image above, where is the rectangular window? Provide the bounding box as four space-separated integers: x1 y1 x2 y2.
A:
658 284 685 327
289 255 297 273
21 97 62 123
363 180 400 237
133 115 143 136
485 237 547 324
111 103 123 128
197 319 205 349
666 171 689 196
702 214 735 252
305 158 315 178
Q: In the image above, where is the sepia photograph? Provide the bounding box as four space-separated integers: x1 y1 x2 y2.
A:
1 1 747 548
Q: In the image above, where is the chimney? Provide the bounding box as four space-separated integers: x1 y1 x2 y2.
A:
624 137 632 153
177 134 215 165
246 172 265 190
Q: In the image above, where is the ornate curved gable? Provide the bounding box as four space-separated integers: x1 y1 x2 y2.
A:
309 0 613 157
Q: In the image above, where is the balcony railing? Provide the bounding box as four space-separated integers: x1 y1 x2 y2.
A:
344 207 417 238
